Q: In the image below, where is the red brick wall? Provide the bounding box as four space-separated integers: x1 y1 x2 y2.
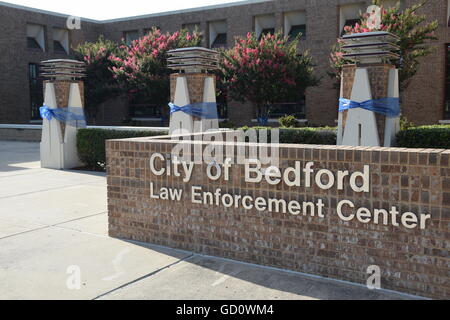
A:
106 137 450 299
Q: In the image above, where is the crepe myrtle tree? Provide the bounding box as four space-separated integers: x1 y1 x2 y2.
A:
109 27 202 112
74 36 123 123
329 0 438 91
219 32 318 124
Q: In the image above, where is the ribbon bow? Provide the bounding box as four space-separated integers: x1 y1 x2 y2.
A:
339 97 400 117
168 102 218 120
39 106 86 128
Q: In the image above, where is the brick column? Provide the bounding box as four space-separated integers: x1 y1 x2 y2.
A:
170 73 216 121
43 80 84 136
341 63 395 146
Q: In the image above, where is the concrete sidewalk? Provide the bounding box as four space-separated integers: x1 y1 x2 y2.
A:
0 141 423 300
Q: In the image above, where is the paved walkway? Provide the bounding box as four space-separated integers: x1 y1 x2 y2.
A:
0 141 423 300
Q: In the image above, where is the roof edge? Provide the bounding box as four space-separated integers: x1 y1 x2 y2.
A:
0 1 99 23
0 0 272 24
99 0 272 23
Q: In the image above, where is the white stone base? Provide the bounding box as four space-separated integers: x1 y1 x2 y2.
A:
338 68 400 147
169 76 219 135
40 82 85 170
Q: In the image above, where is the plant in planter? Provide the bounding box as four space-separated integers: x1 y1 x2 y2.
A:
74 36 123 124
279 115 298 128
329 0 438 91
109 28 202 116
219 32 318 125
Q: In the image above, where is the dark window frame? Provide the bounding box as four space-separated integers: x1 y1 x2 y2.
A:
123 30 139 45
341 18 360 36
129 104 162 119
260 28 275 39
53 40 67 54
211 33 227 49
28 63 43 121
27 37 43 51
52 27 70 55
447 0 450 27
288 24 306 40
444 44 450 119
268 100 306 120
26 23 46 52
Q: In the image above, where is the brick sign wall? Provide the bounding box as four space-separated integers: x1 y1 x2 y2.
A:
106 137 450 299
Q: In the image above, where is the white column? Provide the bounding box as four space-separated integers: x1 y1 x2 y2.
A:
40 83 64 169
200 76 219 132
62 83 84 169
383 68 400 147
169 77 194 135
341 68 380 147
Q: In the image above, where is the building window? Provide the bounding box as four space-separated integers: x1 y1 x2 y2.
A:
209 20 227 49
53 28 69 54
124 30 139 45
27 24 45 51
448 0 450 27
445 45 450 119
342 18 360 35
217 103 229 119
29 63 43 121
289 25 306 39
260 28 275 38
182 23 201 33
284 11 306 40
269 99 306 119
339 3 365 35
129 104 162 119
212 34 227 48
255 14 276 39
27 37 41 50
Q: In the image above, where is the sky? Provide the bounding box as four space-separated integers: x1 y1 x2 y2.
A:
2 0 248 20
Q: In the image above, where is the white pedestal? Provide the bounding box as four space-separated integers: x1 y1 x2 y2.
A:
40 82 85 170
338 68 400 147
169 76 219 135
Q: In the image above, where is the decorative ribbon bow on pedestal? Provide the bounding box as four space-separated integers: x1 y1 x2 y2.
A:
39 106 86 128
257 116 269 126
339 97 400 117
168 102 218 119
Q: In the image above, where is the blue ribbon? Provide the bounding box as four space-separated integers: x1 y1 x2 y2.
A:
339 97 400 117
169 102 218 119
40 106 86 128
257 116 269 126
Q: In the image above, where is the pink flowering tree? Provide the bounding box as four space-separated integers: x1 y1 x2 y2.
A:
329 0 438 90
109 28 202 110
219 32 317 122
74 36 123 123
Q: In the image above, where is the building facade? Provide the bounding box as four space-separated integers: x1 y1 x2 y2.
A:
0 0 449 127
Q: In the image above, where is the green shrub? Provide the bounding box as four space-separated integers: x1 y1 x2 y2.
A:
396 125 450 149
279 115 298 128
400 115 415 131
279 127 337 145
219 120 236 129
77 128 167 171
240 126 337 145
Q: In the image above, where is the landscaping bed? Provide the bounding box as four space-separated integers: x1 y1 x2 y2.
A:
76 125 450 171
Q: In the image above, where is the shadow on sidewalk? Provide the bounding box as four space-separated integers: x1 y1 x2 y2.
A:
116 238 418 300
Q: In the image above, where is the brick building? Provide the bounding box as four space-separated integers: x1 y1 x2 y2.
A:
0 0 449 127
